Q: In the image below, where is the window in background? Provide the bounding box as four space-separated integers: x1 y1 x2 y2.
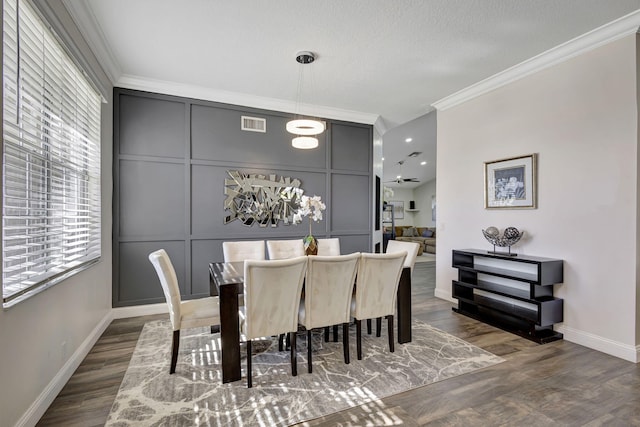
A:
2 0 102 307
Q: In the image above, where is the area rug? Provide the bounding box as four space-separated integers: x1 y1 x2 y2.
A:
105 319 503 426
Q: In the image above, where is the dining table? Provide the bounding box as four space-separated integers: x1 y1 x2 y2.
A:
209 260 412 384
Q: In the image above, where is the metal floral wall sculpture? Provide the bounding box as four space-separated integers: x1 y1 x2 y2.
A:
223 170 305 227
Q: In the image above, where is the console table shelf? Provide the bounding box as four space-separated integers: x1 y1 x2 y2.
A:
451 249 564 344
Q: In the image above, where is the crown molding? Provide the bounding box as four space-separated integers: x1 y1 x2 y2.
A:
117 74 379 125
432 9 640 111
373 116 389 136
62 0 121 84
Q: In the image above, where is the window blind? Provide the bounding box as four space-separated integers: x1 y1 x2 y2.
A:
2 0 102 306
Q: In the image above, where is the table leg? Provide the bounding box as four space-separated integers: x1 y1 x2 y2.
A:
397 267 412 343
220 284 241 383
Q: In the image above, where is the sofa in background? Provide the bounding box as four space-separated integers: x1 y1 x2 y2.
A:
393 226 436 254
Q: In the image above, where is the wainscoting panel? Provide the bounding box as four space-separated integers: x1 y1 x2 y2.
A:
118 240 186 305
191 103 327 168
119 159 186 238
191 164 327 238
331 173 370 232
331 123 371 172
119 94 186 158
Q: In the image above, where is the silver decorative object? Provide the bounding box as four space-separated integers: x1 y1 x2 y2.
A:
482 226 524 256
224 170 304 227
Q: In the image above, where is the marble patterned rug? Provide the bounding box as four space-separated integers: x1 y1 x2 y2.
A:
105 319 503 426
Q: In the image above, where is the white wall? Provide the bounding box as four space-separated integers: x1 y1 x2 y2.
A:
0 4 114 426
384 181 437 228
436 34 638 361
386 187 415 227
413 179 437 227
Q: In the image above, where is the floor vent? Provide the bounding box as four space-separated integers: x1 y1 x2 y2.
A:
241 116 267 133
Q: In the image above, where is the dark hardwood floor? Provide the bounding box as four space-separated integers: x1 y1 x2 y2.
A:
38 263 640 426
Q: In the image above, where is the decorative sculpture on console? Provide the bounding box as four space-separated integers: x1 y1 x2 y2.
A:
482 226 524 256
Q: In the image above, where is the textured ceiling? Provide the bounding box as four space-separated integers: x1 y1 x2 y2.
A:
65 0 640 187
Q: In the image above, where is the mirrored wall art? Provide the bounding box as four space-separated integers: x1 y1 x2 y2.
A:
224 170 304 227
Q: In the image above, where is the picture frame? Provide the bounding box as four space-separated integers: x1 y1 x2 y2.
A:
389 200 404 219
484 153 537 209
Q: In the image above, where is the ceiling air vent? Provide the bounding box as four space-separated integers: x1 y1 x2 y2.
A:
241 116 267 133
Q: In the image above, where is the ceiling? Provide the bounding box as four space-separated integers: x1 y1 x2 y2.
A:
64 0 640 188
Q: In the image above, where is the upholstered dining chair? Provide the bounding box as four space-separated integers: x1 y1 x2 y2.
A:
241 256 308 388
222 240 266 262
316 238 341 256
266 239 305 260
298 253 359 373
351 251 407 360
366 240 421 336
148 249 220 374
385 240 420 274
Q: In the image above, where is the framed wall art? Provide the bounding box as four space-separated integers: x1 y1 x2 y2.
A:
484 153 537 209
389 200 404 219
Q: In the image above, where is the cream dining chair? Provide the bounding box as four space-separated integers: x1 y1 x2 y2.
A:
148 249 220 374
386 240 420 273
222 240 266 262
241 256 308 387
266 239 305 259
222 240 266 309
316 238 341 256
351 251 407 360
366 240 421 336
298 253 359 373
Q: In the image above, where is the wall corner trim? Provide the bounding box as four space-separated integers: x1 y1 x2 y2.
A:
432 9 640 111
14 310 114 427
434 288 455 303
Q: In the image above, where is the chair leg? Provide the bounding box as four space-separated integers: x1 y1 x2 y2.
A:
324 327 330 342
285 333 291 350
356 319 362 360
247 340 253 388
170 330 180 374
366 319 372 335
290 331 297 377
307 330 313 373
376 317 382 337
333 325 339 342
388 315 395 353
342 322 350 364
278 334 285 351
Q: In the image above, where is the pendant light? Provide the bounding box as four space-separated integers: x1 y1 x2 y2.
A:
287 51 325 149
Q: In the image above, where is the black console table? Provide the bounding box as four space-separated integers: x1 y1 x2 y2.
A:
451 249 564 343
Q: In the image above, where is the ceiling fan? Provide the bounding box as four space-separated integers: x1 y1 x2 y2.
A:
385 160 419 184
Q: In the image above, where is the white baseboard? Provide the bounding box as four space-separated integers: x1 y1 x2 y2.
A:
15 310 114 427
434 288 455 303
556 324 639 363
112 302 168 319
434 291 639 364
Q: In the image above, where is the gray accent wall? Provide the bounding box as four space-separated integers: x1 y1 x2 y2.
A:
113 88 373 306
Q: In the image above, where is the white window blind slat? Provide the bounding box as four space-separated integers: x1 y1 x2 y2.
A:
2 0 102 306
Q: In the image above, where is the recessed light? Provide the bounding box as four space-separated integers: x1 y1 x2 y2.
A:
405 138 412 143
396 175 402 179
382 157 385 161
421 161 427 165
